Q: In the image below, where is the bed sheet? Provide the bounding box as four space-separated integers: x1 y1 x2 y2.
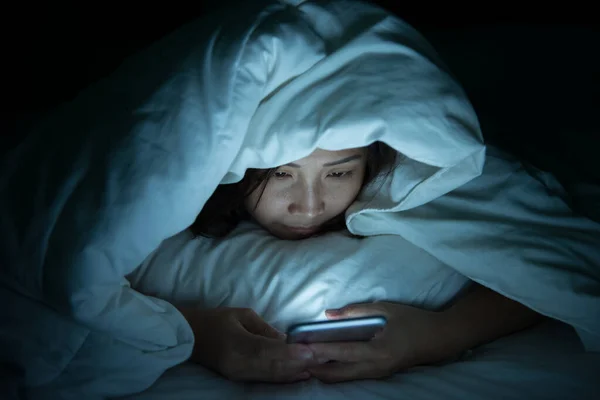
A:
117 320 600 400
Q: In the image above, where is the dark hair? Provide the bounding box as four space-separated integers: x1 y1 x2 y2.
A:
190 141 398 238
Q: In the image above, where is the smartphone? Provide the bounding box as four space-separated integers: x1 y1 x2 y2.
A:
286 316 387 344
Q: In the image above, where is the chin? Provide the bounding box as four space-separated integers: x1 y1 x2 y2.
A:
267 227 319 241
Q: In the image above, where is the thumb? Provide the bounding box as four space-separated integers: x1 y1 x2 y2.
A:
325 302 389 319
237 309 285 340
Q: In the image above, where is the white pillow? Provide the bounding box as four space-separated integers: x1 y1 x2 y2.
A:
128 222 471 332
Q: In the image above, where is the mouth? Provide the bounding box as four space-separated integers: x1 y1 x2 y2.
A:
285 225 320 236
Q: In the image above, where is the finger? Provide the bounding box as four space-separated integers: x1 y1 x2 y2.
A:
280 371 311 383
240 341 318 382
236 308 285 339
222 333 317 382
309 361 385 383
326 302 390 319
307 341 376 363
246 335 315 362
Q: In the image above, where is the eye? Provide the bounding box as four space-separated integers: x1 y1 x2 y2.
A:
328 171 353 179
273 171 291 179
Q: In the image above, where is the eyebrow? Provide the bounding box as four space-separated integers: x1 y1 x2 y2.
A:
285 154 363 168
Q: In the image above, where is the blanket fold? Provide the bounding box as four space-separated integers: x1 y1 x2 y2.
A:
2 0 598 397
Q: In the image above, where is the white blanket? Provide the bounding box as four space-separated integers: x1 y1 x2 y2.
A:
2 0 599 398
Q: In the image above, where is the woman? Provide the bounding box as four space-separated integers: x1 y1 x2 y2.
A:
175 142 543 383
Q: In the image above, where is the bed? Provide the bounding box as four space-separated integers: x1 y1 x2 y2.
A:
118 321 600 400
118 199 600 400
2 1 599 399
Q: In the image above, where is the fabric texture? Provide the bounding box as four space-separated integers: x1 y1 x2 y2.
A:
127 223 472 333
1 0 598 398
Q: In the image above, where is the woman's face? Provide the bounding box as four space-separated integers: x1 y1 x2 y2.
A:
245 148 368 240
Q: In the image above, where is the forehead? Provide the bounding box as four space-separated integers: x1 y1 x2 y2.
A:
293 147 366 165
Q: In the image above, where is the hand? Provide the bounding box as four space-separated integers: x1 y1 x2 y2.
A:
307 302 460 383
178 306 319 382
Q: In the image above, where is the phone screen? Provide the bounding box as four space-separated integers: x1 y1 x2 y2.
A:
286 316 386 344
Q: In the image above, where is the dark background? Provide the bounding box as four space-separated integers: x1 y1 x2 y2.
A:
5 1 599 182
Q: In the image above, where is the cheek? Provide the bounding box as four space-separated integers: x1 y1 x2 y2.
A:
344 172 366 198
326 178 364 212
246 186 287 223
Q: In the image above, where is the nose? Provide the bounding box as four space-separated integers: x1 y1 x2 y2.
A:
288 182 325 218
